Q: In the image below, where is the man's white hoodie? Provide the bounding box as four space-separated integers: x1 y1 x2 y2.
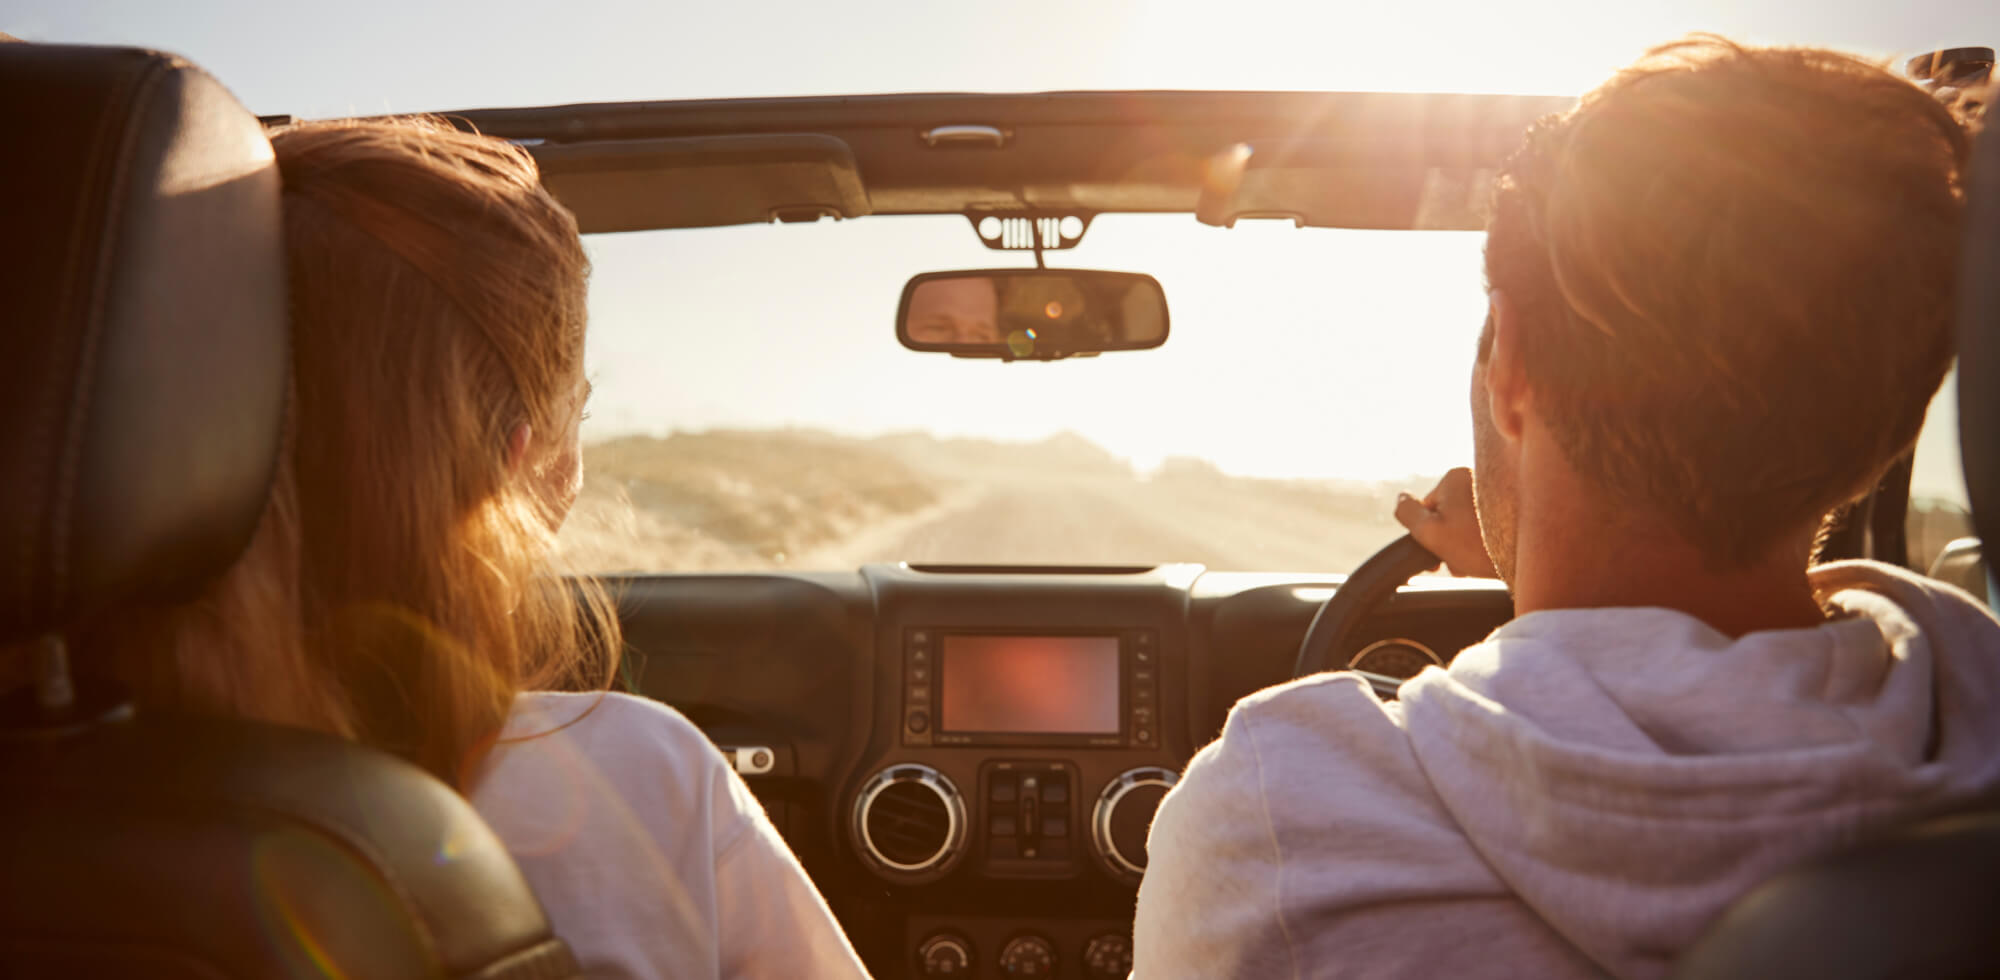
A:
1133 561 2000 978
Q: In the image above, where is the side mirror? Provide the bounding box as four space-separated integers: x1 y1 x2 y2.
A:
897 269 1168 360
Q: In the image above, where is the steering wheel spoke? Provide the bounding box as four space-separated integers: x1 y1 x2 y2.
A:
1349 669 1409 699
1291 534 1449 681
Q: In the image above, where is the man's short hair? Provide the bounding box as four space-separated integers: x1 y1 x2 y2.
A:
1483 36 1971 567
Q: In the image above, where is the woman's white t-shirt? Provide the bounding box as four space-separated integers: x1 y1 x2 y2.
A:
470 691 869 979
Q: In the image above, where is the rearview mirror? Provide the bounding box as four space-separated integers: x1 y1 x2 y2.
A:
897 269 1168 360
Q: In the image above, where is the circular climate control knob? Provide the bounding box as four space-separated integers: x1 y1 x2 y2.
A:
852 764 967 883
916 932 973 977
998 934 1057 977
1091 766 1178 884
1082 933 1134 980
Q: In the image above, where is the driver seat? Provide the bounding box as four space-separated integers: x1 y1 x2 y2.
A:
0 44 580 978
1668 63 2000 980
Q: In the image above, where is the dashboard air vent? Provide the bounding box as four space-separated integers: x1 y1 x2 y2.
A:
869 781 951 865
852 764 967 882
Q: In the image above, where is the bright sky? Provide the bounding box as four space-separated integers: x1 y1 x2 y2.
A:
10 0 1989 496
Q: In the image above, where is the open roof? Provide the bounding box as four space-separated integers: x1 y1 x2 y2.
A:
369 90 1576 235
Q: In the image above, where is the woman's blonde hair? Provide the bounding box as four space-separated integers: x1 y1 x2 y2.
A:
86 117 621 789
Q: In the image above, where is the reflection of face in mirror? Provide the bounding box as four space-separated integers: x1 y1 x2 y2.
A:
907 277 1001 345
900 269 1167 355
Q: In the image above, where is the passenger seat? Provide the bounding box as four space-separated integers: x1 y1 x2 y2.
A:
0 43 581 979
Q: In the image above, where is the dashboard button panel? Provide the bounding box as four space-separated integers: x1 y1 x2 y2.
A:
981 760 1078 876
905 630 935 745
1125 631 1159 747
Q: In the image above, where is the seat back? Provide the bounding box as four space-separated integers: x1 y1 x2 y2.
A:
0 43 578 979
1670 809 2000 979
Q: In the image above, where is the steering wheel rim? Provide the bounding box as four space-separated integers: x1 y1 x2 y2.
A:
1291 534 1445 689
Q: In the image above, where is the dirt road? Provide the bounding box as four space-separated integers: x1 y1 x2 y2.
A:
810 474 1401 572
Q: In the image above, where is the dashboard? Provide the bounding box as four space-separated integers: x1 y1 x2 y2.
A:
607 562 1511 979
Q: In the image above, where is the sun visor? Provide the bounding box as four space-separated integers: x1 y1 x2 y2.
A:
1197 142 1503 231
1216 164 1499 230
530 133 871 233
1193 93 1568 231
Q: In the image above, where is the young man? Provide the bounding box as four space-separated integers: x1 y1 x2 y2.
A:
1133 37 2000 979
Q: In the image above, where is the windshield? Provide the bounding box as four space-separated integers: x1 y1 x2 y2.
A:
559 211 1978 574
557 215 1487 572
32 0 1981 575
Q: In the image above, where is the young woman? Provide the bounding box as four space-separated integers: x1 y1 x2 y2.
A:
89 117 868 978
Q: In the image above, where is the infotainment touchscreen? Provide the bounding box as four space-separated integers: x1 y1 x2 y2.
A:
938 634 1121 735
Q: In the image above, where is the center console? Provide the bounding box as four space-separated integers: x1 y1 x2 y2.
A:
854 628 1175 885
846 565 1198 978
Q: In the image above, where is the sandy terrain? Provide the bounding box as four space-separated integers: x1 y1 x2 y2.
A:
557 429 1423 573
556 428 1974 575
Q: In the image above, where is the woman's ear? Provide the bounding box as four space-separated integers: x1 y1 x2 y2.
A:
506 422 533 472
1485 291 1530 444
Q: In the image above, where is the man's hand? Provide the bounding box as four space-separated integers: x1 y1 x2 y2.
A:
1393 467 1500 578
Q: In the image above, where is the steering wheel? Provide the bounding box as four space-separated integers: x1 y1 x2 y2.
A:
1291 534 1444 696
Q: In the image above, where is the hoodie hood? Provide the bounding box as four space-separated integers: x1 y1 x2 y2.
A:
1399 560 2000 977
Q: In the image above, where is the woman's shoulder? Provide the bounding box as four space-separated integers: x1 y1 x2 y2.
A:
474 692 753 978
476 690 751 847
507 689 693 734
495 691 726 781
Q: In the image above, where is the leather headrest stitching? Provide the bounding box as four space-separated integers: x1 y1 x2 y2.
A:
40 57 176 620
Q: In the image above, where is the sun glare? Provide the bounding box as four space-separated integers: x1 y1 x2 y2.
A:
1109 0 1630 96
1100 0 1978 98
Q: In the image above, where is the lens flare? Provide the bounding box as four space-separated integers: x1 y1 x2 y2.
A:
252 829 408 977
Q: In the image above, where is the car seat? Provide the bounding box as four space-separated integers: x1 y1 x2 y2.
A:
0 44 582 979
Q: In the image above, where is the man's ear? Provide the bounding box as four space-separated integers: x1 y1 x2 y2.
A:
506 422 533 472
1485 291 1530 444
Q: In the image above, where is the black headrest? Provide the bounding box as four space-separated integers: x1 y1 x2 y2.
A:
1962 112 2000 565
0 45 287 642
